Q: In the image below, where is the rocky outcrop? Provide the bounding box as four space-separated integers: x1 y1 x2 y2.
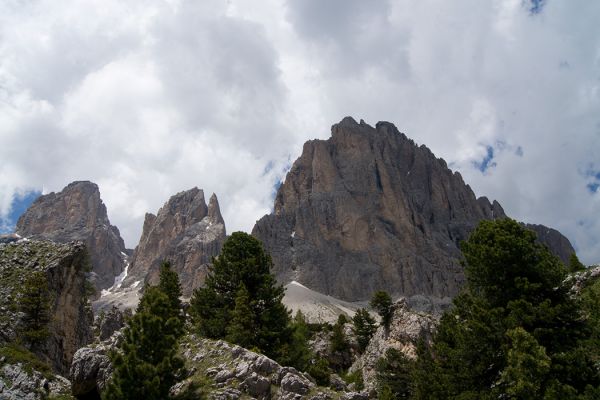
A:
350 299 437 391
124 188 226 296
253 117 574 301
70 333 118 398
0 240 93 375
72 333 370 399
0 362 73 400
15 181 127 291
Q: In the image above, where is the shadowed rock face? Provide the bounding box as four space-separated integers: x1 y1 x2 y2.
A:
15 181 127 291
125 188 226 296
0 240 93 375
253 117 574 301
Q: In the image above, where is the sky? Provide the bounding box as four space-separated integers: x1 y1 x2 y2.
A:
1 0 599 264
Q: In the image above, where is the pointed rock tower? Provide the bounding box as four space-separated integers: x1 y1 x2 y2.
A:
125 188 226 296
15 181 127 291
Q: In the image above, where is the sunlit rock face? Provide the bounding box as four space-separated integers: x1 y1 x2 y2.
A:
15 181 127 292
253 117 574 301
124 188 226 296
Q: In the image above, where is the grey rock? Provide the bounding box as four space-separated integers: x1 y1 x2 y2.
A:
342 392 370 400
329 374 347 391
0 240 93 374
15 181 127 292
69 332 121 397
253 117 574 301
0 363 71 400
280 372 311 395
125 189 226 296
241 372 271 398
96 306 127 341
350 299 437 390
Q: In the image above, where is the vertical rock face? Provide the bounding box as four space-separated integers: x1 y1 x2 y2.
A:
15 181 127 291
253 117 574 301
125 188 226 296
0 240 93 374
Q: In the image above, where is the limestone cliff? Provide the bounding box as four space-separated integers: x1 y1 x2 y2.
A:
124 188 226 296
253 117 574 301
15 181 127 291
0 240 93 374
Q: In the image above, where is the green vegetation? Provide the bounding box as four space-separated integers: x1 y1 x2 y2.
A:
19 270 52 350
375 348 413 400
410 218 600 399
370 290 393 328
0 342 53 379
352 308 377 352
569 253 587 273
190 232 291 362
103 263 185 400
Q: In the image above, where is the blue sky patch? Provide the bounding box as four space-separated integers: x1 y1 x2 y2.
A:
583 166 600 194
473 145 497 173
0 190 41 234
526 0 546 15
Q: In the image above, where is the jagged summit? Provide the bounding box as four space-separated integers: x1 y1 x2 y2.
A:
15 180 127 291
253 117 574 301
123 187 226 296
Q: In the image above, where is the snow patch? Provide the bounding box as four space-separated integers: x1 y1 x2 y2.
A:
290 280 308 289
291 231 296 238
131 280 141 289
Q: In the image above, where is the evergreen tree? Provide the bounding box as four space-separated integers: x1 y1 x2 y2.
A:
370 291 393 328
352 308 377 352
19 270 52 349
569 253 586 273
158 260 183 319
330 315 349 353
104 267 185 400
190 232 291 361
413 219 599 399
226 284 256 349
375 348 413 400
103 286 185 400
281 310 312 371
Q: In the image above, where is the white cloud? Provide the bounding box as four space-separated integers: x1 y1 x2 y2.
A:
1 0 600 264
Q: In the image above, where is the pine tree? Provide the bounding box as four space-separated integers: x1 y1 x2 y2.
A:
413 219 599 399
280 310 312 371
19 270 52 349
226 284 256 349
569 253 586 273
352 308 377 353
158 260 183 319
375 348 413 400
370 291 393 328
103 286 185 400
190 232 291 361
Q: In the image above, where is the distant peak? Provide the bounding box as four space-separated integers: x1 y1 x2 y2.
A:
208 193 225 225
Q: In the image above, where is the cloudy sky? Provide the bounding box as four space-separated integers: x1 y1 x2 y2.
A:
1 0 599 263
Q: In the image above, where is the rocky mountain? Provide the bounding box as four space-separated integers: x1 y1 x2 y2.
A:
0 240 93 374
124 188 226 296
15 181 127 292
253 117 574 301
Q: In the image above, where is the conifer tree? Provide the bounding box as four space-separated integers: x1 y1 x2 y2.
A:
352 308 377 352
375 348 413 400
158 260 183 319
370 291 393 328
226 284 256 349
104 267 185 400
19 270 52 349
413 219 599 399
190 232 291 361
569 253 586 273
